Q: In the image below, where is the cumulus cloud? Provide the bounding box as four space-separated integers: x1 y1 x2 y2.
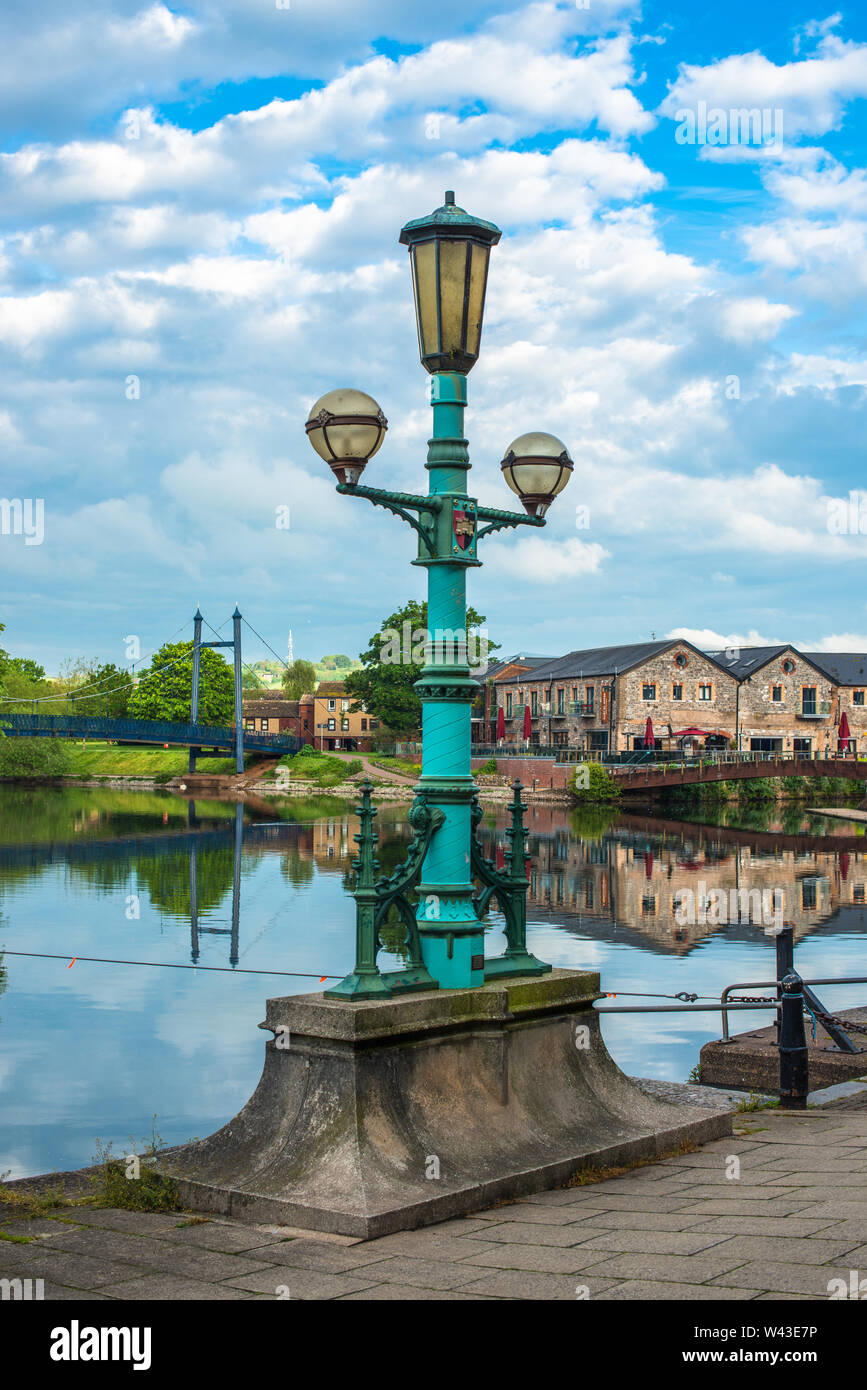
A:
1 2 866 666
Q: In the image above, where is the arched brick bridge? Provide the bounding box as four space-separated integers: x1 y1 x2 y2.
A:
610 755 867 795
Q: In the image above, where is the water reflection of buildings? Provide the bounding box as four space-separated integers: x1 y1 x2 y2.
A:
279 805 867 957
501 807 867 955
9 801 866 964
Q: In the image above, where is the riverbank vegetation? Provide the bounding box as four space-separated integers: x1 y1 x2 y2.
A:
0 738 239 781
273 745 362 788
666 774 863 812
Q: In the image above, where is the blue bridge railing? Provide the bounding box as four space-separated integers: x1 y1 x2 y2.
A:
0 712 301 755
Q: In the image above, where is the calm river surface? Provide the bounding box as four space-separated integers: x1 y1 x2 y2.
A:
2 786 866 1179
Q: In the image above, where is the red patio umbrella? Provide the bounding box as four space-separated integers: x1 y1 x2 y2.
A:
644 717 654 749
523 703 532 742
840 851 850 881
496 845 505 871
496 706 505 742
839 711 852 753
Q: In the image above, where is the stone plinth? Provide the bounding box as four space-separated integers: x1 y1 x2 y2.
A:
700 1006 867 1094
155 969 731 1237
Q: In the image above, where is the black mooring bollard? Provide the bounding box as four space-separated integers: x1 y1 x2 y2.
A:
774 924 794 1044
778 970 809 1109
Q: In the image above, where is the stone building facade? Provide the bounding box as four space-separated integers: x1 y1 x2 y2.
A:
491 641 867 756
494 640 737 755
804 652 867 753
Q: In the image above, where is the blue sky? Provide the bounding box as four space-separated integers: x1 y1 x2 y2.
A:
2 0 867 674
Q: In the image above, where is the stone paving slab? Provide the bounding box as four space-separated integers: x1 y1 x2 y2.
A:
593 1280 759 1301
4 1106 867 1301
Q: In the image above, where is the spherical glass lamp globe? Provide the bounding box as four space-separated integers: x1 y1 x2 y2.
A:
305 389 388 485
500 431 573 517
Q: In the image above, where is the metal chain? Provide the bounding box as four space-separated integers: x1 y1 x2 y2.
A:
808 1008 867 1036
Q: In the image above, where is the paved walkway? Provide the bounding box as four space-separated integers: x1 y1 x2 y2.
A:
4 1099 867 1301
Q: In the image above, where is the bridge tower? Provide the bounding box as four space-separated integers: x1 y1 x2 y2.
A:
188 606 245 776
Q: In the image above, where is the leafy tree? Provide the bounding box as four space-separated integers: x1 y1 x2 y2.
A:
0 738 71 779
282 659 317 700
0 629 52 711
128 641 234 725
343 599 497 736
65 662 134 717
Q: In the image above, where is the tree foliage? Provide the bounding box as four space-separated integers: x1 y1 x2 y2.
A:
282 658 317 700
128 641 235 725
343 599 497 736
66 662 134 717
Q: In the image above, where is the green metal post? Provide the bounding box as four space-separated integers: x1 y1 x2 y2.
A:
413 372 485 989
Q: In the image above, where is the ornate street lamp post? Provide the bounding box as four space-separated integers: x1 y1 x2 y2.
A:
305 192 573 996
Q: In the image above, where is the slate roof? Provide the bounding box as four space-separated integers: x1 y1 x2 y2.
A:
483 654 554 682
495 641 678 684
709 646 832 682
803 652 867 686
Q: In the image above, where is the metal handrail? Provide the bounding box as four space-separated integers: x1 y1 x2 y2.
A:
719 976 867 1041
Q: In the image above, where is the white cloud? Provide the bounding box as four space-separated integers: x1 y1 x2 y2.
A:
659 33 867 144
483 535 610 583
667 627 779 650
719 296 797 344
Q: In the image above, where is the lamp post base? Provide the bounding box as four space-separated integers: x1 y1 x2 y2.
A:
153 969 731 1238
419 927 485 989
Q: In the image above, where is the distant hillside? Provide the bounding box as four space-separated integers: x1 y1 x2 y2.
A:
245 657 362 690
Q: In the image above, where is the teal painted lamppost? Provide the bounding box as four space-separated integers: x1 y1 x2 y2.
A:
305 192 573 997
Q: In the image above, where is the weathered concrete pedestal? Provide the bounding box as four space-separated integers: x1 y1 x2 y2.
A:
156 970 730 1238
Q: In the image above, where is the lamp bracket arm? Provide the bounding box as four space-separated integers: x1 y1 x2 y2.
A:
336 484 441 554
475 505 546 541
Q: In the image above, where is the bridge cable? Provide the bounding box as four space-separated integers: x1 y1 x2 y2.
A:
241 617 291 671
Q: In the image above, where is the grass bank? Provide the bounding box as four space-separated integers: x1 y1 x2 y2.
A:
0 738 240 781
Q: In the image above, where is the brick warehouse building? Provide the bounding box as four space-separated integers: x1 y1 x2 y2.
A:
493 641 737 756
491 641 867 756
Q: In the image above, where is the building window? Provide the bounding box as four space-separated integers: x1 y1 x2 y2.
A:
361 718 367 731
370 719 379 730
698 683 712 701
589 731 608 751
327 718 336 731
672 683 683 701
642 684 656 701
341 719 349 731
854 691 865 706
531 691 538 716
261 718 269 732
782 658 795 673
341 699 349 711
802 687 817 716
585 685 594 711
328 698 336 711
506 693 513 717
245 719 255 731
674 653 687 668
571 685 578 702
557 688 565 715
793 738 811 754
772 685 783 702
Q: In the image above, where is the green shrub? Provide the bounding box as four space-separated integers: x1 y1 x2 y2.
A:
477 757 498 775
570 762 620 802
0 736 71 779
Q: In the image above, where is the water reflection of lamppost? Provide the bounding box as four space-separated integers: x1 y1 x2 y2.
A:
305 192 573 993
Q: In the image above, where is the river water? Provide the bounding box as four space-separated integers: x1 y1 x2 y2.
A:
1 786 866 1179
